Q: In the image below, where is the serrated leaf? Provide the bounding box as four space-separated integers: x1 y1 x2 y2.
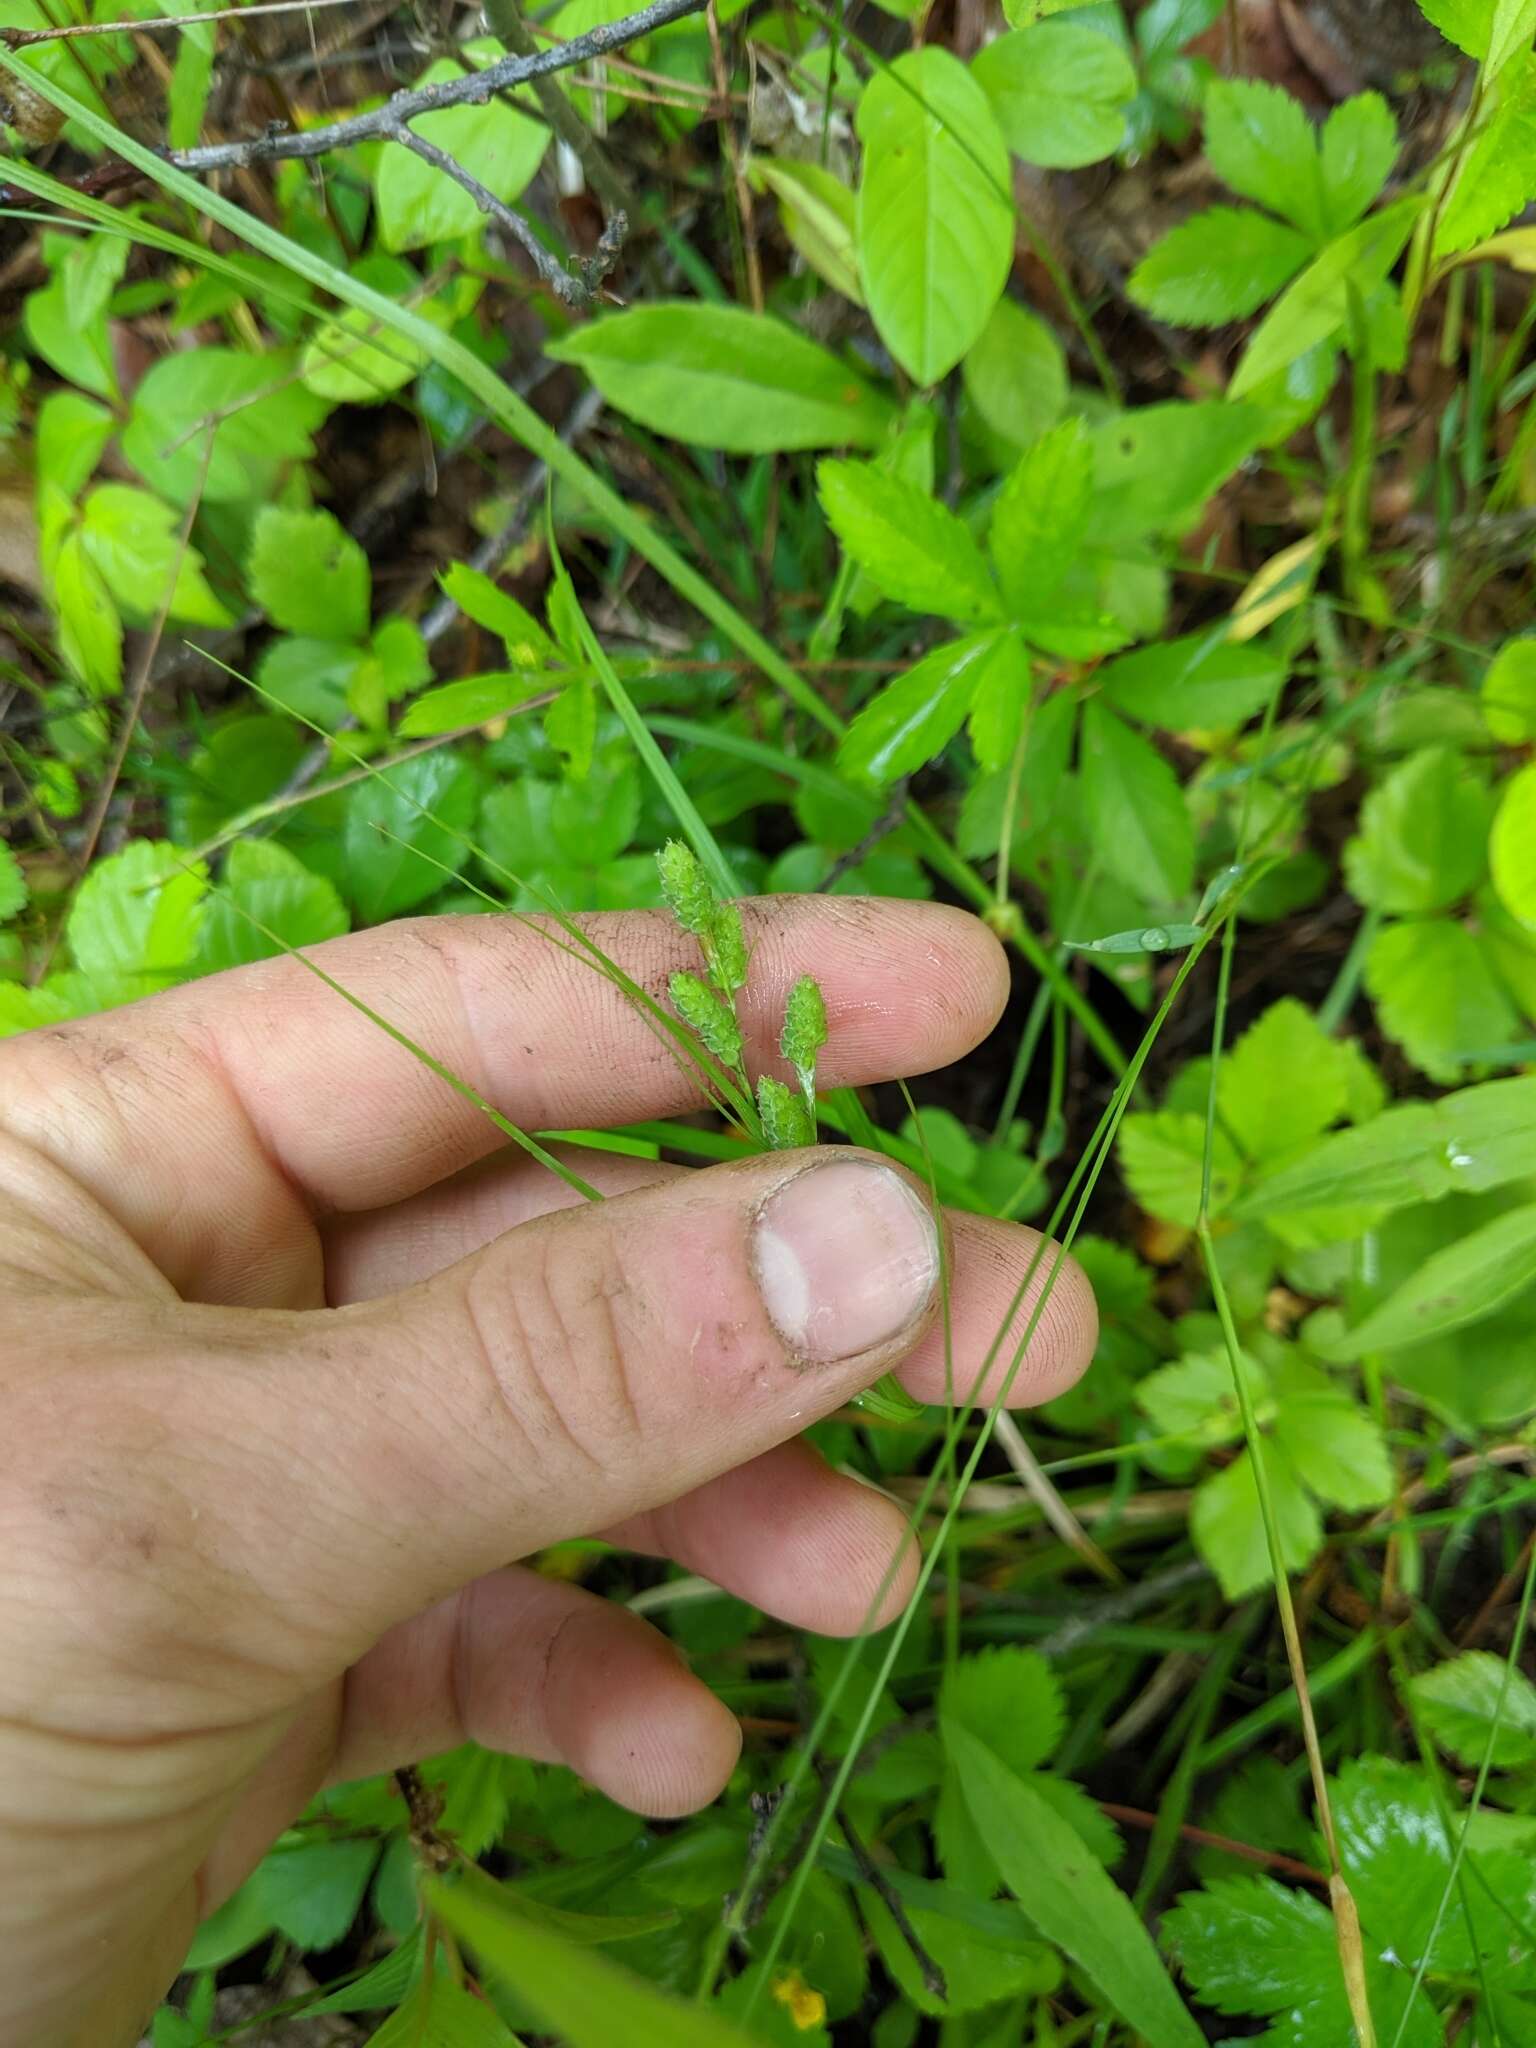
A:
1119 1110 1241 1227
1138 1346 1267 1445
1343 745 1492 912
400 672 543 739
856 48 1015 385
1409 1651 1536 1768
251 1836 379 1951
198 840 348 971
1079 702 1194 903
1190 1438 1322 1597
78 482 230 628
1319 92 1399 232
67 839 207 979
1218 999 1351 1159
548 304 893 453
1099 630 1282 730
819 459 1000 620
1231 199 1422 397
972 21 1137 168
1162 1873 1340 2017
1364 918 1518 1082
837 632 1004 784
248 505 371 643
1129 205 1312 324
1203 78 1324 236
988 417 1092 615
945 1725 1205 2048
939 1647 1066 1777
1269 1357 1392 1507
1437 53 1536 255
1326 1199 1536 1356
343 752 481 921
965 628 1031 772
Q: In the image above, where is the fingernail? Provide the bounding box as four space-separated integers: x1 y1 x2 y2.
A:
751 1159 938 1362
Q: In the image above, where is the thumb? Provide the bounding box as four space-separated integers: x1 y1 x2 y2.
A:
290 1150 940 1648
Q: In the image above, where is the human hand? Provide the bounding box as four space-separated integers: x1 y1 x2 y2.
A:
0 897 1095 2046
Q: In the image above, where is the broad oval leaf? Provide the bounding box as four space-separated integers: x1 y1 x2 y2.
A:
1491 760 1536 925
945 1722 1206 2048
547 303 893 452
1098 629 1282 730
972 22 1136 169
962 295 1067 449
1326 1199 1536 1356
1363 918 1517 1083
838 631 1005 785
343 751 482 922
374 46 549 253
856 48 1014 386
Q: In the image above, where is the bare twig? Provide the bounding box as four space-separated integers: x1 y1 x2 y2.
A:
481 0 633 214
165 0 705 173
830 1784 947 2003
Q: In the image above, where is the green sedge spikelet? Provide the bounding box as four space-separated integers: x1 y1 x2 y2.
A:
668 970 744 1066
781 974 827 1115
656 838 715 938
756 1074 814 1150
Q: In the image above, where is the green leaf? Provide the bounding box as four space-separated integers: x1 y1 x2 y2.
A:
966 628 1032 772
400 672 542 738
248 505 371 642
1319 93 1399 232
1162 1873 1341 2019
198 840 348 971
67 839 207 979
1492 760 1536 925
301 304 429 404
36 389 115 504
961 296 1068 450
856 48 1015 385
1415 0 1493 56
1203 78 1325 237
251 1836 378 1950
440 564 556 665
1327 1199 1536 1356
1343 746 1492 912
837 633 1004 784
1409 1651 1536 1768
988 417 1091 616
1231 199 1423 397
547 303 894 453
23 230 126 401
1079 701 1194 903
255 635 367 729
819 459 1000 620
1138 1346 1267 1445
374 47 549 253
182 1874 274 1970
1482 636 1536 740
1098 630 1282 730
427 1867 762 2047
78 483 230 628
945 1724 1205 2048
860 1885 1058 2017
343 752 482 921
1086 401 1270 544
1129 205 1312 324
973 21 1136 168
749 157 863 303
304 1931 425 2014
1119 1110 1241 1227
1436 52 1536 255
1190 1438 1322 1598
939 1647 1066 1778
0 844 27 923
121 348 325 506
1268 1357 1392 1508
1218 999 1352 1159
1364 918 1518 1082
368 1964 516 2047
51 527 123 699
1240 1074 1536 1217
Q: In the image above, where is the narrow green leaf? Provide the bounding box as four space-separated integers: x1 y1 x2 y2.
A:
945 1724 1206 2048
838 632 1005 784
1230 199 1422 396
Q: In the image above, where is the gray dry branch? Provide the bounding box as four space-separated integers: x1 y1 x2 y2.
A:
145 0 705 307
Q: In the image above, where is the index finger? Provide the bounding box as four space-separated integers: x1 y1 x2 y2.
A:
0 898 1009 1300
